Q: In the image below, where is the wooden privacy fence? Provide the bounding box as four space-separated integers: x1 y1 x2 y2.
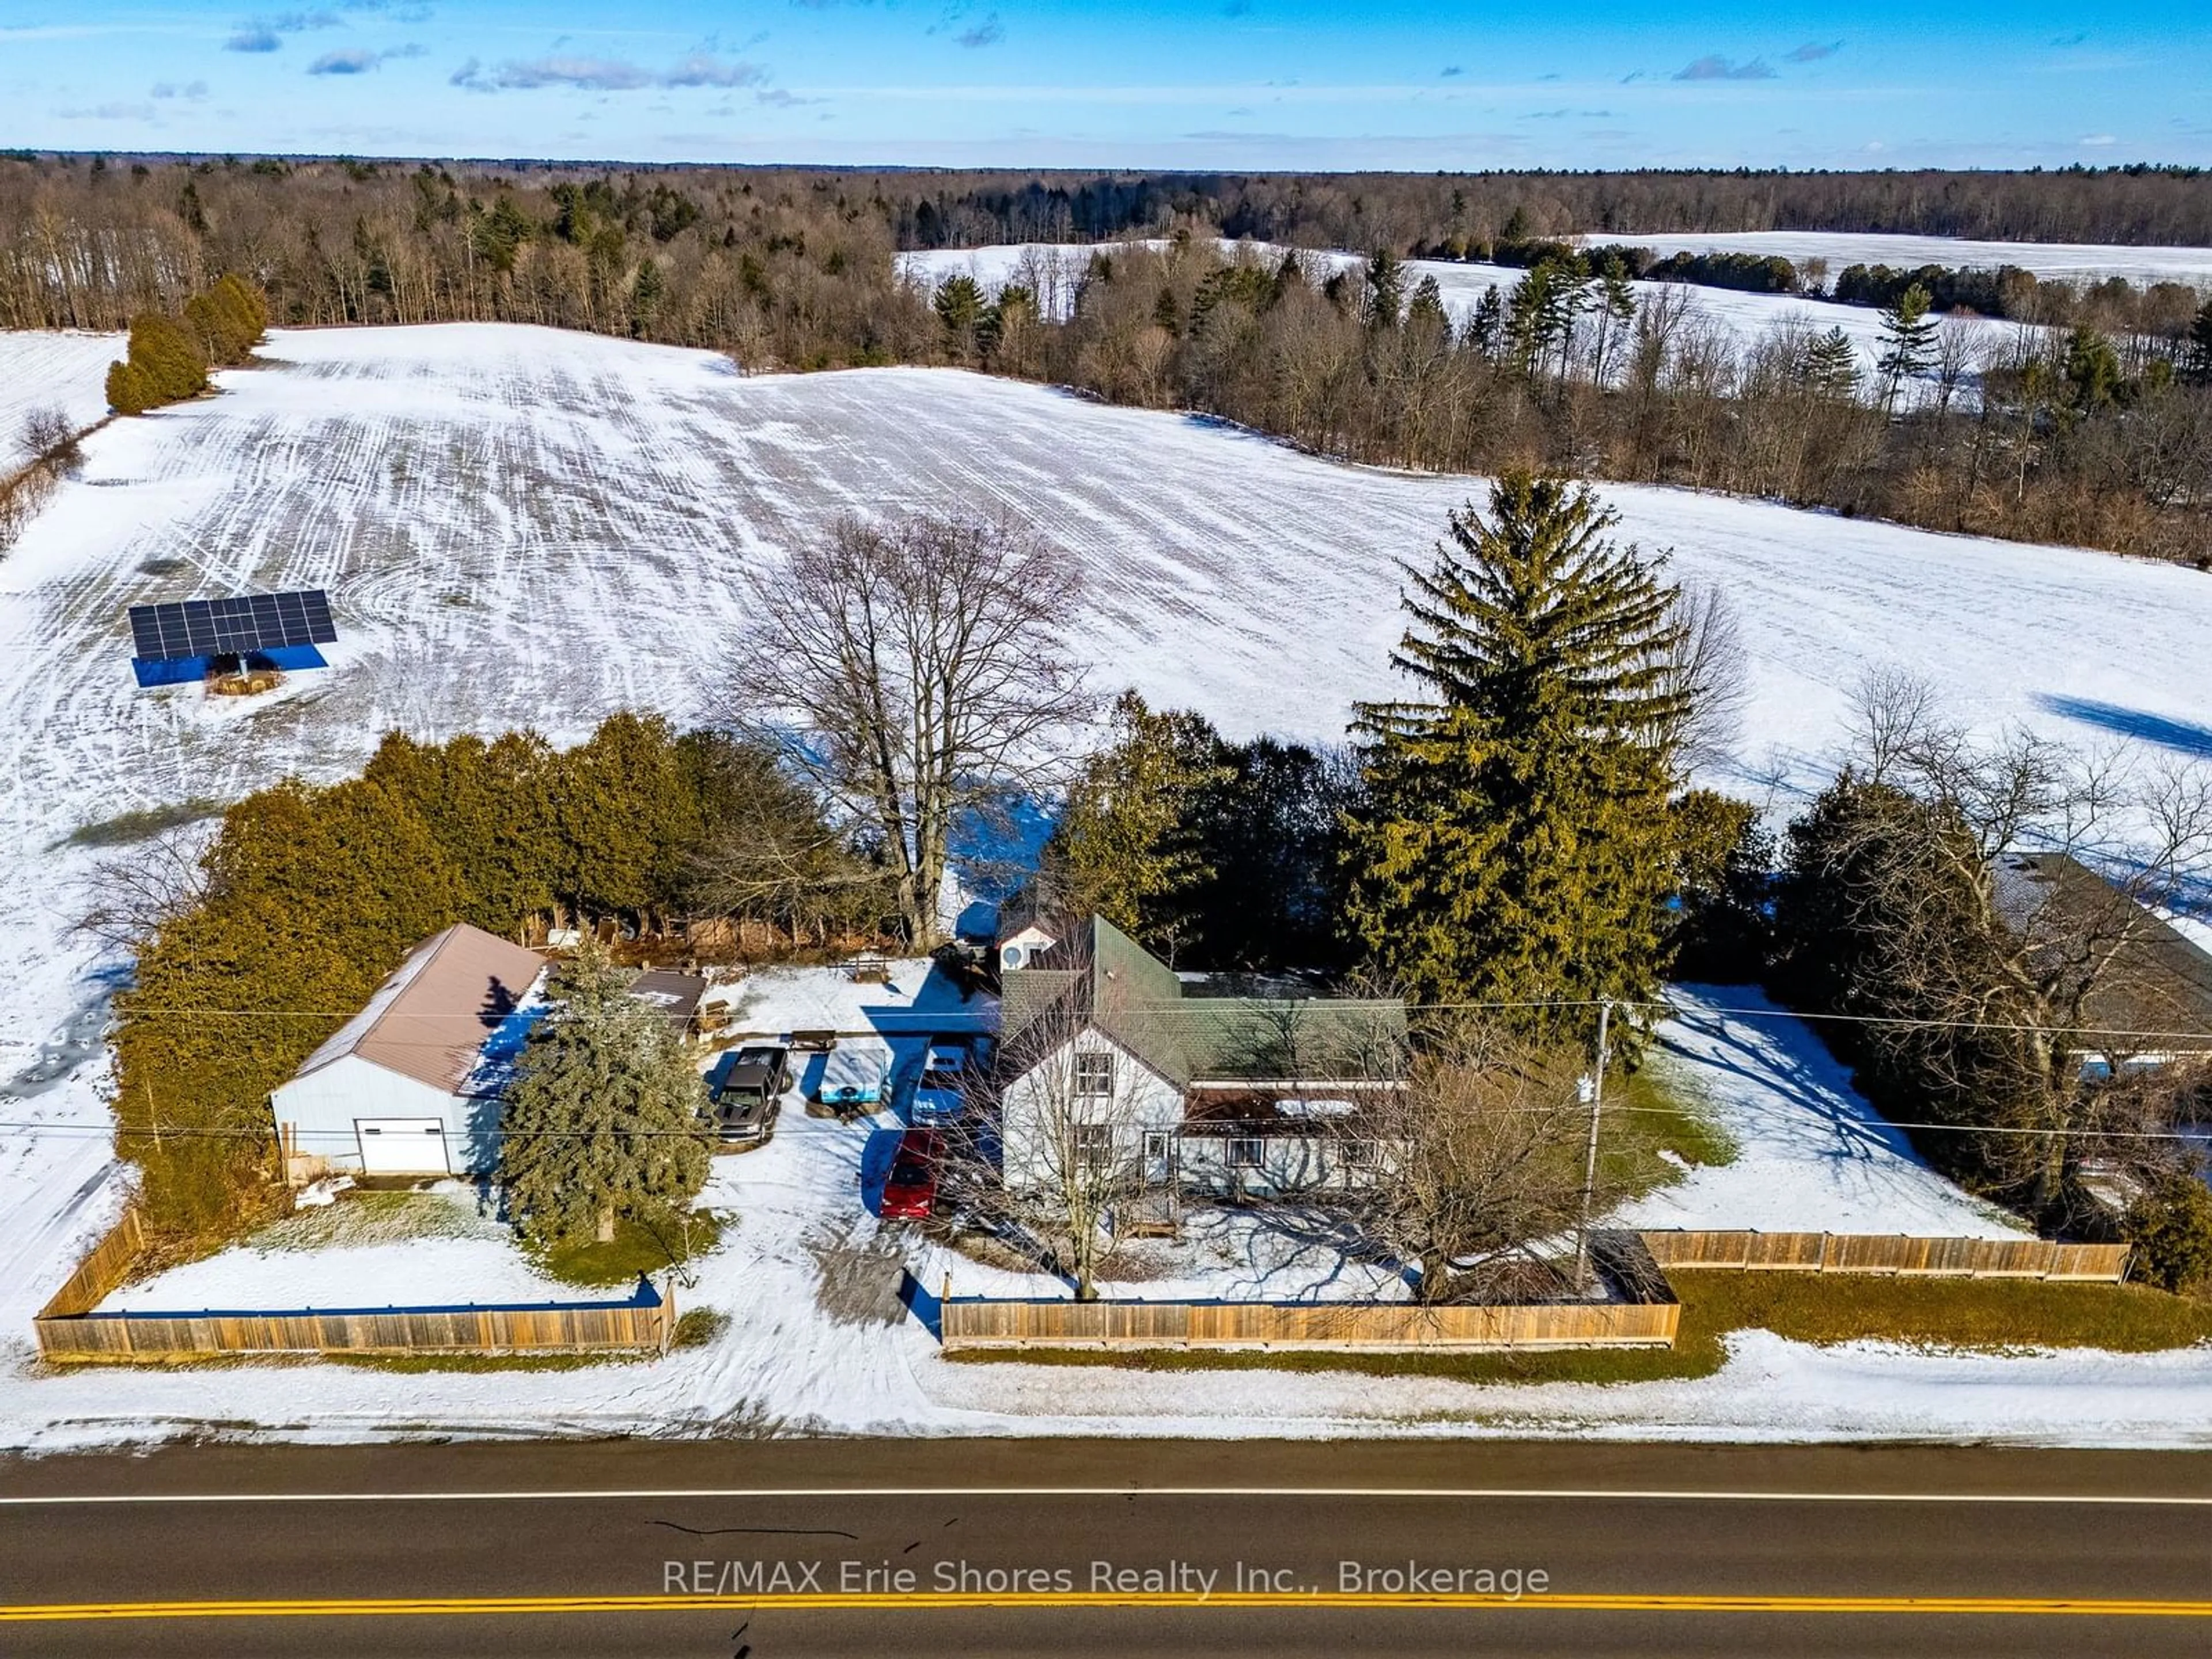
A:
940 1296 1680 1354
33 1208 676 1363
1638 1230 2130 1281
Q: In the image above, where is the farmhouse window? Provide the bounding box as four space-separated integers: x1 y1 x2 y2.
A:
1226 1137 1266 1169
1073 1051 1114 1097
1073 1123 1115 1167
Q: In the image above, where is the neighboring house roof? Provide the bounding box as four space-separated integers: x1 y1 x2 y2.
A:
1992 853 2212 1054
1002 914 1409 1088
993 875 1073 951
630 969 707 1034
290 924 546 1094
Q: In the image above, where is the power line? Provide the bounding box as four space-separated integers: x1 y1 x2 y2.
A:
93 995 2212 1046
3 1109 2206 1146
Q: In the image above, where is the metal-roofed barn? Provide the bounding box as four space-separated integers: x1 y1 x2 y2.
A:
268 924 547 1177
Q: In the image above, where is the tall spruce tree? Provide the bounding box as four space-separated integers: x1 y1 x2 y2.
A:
1346 472 1691 1035
499 945 711 1248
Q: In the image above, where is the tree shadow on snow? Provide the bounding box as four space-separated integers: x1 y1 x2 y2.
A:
2036 694 2212 761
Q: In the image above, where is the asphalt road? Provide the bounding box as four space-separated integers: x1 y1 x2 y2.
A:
5 1438 2211 1657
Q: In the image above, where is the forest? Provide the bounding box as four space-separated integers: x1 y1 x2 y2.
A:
4 153 2209 565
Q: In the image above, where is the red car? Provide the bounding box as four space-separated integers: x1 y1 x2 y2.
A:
878 1128 941 1220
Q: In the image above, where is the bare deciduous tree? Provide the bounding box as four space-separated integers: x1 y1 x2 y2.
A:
72 827 212 953
1328 1017 1593 1304
729 510 1090 945
1662 581 1748 781
1847 664 1941 785
1811 684 2212 1214
17 406 80 472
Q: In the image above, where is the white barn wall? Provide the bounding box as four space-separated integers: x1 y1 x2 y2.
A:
270 1055 497 1175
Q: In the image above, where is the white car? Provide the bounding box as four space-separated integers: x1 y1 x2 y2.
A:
909 1041 974 1121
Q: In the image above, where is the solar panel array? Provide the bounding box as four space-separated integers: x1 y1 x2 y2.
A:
128 590 336 663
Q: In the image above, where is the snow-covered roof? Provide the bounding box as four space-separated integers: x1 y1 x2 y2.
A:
293 925 547 1095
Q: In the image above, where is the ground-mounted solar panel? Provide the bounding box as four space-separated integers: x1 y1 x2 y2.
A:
127 588 339 687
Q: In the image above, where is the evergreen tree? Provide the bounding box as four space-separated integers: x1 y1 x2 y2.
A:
1800 325 1862 399
362 728 563 932
2062 324 2122 410
1363 248 1406 329
1589 253 1637 384
104 358 152 415
115 777 465 1242
1404 274 1448 336
1505 257 1586 380
126 311 209 403
630 258 665 338
2187 298 2212 385
933 274 985 348
551 712 702 920
1874 282 1938 407
1185 736 1361 971
1466 285 1505 361
1345 472 1691 1035
1048 690 1229 959
498 945 711 1248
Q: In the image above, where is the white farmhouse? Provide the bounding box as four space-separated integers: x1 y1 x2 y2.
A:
268 924 547 1177
996 915 1408 1198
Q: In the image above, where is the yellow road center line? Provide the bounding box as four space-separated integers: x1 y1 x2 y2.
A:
9 1591 2212 1622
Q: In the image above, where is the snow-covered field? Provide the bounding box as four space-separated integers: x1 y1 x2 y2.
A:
0 331 122 450
4 321 2212 1448
1586 231 2212 290
898 241 2035 393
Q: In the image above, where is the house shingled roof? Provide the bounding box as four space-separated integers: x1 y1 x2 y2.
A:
1001 915 1408 1086
1991 853 2212 1053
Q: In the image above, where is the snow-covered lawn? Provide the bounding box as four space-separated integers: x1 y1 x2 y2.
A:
1616 986 2028 1239
12 1085 2212 1453
707 956 988 1044
3 321 2212 1448
83 1185 613 1316
1584 232 2212 290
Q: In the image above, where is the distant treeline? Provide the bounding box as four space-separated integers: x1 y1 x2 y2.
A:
6 153 2210 567
974 240 2212 567
1478 236 2203 334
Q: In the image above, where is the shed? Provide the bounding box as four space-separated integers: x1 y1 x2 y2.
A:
268 924 547 1177
630 968 708 1044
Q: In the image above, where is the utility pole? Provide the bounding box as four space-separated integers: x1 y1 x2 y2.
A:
1573 998 1612 1295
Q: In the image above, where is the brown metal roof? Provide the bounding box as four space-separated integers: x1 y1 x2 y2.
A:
295 924 546 1095
631 969 707 1032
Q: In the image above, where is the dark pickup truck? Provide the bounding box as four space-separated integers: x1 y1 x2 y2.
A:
709 1044 791 1148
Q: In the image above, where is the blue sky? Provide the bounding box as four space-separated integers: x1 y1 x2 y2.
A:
3 3 2208 169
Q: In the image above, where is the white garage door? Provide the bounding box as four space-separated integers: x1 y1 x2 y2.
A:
355 1118 452 1175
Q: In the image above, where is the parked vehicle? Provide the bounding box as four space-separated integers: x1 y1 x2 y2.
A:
879 1127 941 1219
710 1044 790 1147
910 1039 974 1121
814 1044 890 1113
